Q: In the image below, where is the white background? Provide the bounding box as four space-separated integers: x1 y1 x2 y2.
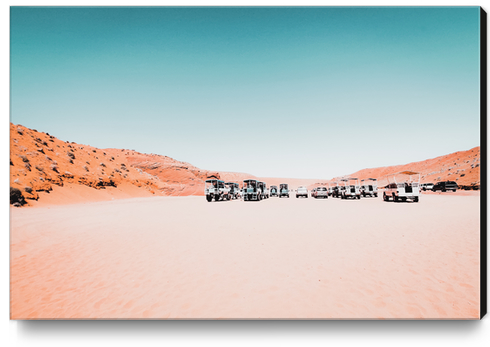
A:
3 1 489 346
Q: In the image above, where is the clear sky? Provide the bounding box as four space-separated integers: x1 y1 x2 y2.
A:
10 7 480 179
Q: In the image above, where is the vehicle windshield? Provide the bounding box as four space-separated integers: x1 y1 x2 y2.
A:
205 180 218 189
244 181 256 188
317 187 327 191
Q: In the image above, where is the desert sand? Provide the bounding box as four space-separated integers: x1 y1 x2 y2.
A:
10 192 480 319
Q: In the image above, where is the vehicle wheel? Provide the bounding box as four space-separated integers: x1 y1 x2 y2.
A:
442 189 446 192
402 197 407 202
383 193 388 202
215 195 220 202
206 196 212 202
357 195 360 199
374 193 377 197
414 197 419 202
393 194 397 202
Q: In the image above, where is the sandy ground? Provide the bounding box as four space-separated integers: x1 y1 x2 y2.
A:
10 192 480 319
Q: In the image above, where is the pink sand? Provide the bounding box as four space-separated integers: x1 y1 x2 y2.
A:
10 193 480 319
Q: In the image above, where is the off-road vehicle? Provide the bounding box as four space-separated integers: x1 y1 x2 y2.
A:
270 185 279 197
360 178 378 197
329 182 341 198
205 179 230 202
340 178 361 199
243 179 262 201
257 181 269 199
383 171 420 202
279 183 290 198
225 182 240 199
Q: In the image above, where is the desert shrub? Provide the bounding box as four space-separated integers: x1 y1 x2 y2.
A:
20 155 29 163
50 164 59 173
35 165 44 172
83 165 89 172
10 187 26 206
100 163 106 167
69 159 74 164
24 163 31 171
67 152 75 160
17 128 23 135
24 186 33 193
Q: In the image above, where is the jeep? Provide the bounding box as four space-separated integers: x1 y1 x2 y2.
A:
383 171 420 202
340 178 361 199
279 183 290 198
243 179 262 201
360 178 378 197
205 179 230 202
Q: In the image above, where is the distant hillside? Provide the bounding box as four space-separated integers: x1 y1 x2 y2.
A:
341 147 480 188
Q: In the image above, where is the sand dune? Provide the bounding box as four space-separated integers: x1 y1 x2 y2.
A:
10 193 480 319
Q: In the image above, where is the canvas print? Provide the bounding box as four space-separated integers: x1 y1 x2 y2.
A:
10 6 483 319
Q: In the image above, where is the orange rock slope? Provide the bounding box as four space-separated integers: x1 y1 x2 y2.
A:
343 147 481 188
9 123 222 205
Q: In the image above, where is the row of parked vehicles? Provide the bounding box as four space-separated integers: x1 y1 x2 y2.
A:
204 178 380 202
204 180 294 202
204 179 277 202
204 173 458 203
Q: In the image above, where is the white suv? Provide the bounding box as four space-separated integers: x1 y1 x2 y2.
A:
312 186 328 199
296 186 308 198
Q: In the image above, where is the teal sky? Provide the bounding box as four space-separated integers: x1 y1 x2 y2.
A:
10 7 480 179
